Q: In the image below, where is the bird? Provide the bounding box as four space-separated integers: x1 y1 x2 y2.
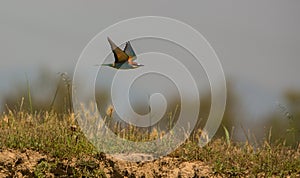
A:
102 37 143 69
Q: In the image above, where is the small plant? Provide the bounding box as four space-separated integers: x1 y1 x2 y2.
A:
222 125 230 146
25 74 33 113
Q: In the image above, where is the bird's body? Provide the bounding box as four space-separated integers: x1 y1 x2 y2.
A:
102 37 143 69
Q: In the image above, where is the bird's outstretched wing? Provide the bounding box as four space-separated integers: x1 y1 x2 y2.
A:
107 37 128 63
124 41 137 60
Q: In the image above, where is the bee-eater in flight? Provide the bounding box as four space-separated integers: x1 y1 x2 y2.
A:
102 37 143 69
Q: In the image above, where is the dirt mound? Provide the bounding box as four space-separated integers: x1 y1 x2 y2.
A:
106 154 211 177
0 149 48 177
0 149 212 177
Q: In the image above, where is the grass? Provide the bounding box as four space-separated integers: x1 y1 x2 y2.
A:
172 139 300 177
0 109 95 158
0 107 299 177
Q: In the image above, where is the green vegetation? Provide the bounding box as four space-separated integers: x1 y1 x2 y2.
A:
0 108 299 177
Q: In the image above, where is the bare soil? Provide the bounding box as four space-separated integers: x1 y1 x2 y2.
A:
0 149 212 177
